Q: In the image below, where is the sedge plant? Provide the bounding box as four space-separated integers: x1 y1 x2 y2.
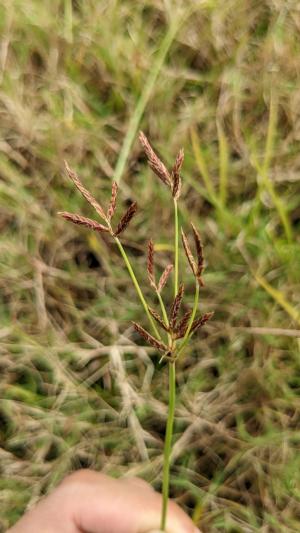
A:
58 132 213 531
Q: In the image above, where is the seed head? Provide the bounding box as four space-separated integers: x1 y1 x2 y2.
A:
157 264 173 293
139 131 172 187
191 312 214 333
181 224 205 286
171 148 184 200
147 239 156 289
132 322 168 353
58 212 109 233
148 307 169 332
191 222 204 284
174 310 192 339
107 181 118 221
181 228 197 277
64 161 107 221
170 283 184 329
114 202 138 236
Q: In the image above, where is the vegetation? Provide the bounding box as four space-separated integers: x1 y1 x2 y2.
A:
59 133 213 530
1 1 300 531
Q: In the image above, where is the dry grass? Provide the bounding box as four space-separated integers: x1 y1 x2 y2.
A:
1 1 300 531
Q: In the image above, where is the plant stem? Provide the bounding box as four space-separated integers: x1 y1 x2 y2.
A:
160 198 180 530
177 281 199 358
160 360 176 531
157 290 171 339
156 291 169 326
114 237 161 339
174 199 179 296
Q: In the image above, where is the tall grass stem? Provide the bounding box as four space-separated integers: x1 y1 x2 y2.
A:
160 197 180 529
160 360 176 531
174 199 179 297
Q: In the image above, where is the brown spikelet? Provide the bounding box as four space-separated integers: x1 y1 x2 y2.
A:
171 148 184 199
157 264 173 293
114 202 137 236
148 307 169 332
170 283 184 329
132 322 168 353
190 312 214 333
181 228 197 277
64 161 107 221
58 212 109 233
174 310 192 339
191 222 204 285
139 131 172 187
147 239 156 289
107 181 118 221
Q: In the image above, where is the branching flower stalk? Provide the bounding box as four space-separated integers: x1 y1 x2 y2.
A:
58 134 213 531
59 162 160 340
114 236 161 340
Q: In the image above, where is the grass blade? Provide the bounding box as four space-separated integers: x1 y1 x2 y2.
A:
217 119 229 207
254 273 300 325
190 126 216 201
114 19 181 184
251 91 293 242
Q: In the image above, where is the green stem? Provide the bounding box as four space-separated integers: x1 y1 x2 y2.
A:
160 199 180 530
174 199 179 297
176 281 199 358
156 290 170 328
156 289 171 349
160 360 176 531
114 237 161 339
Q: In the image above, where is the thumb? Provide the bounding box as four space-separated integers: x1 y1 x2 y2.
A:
62 470 200 533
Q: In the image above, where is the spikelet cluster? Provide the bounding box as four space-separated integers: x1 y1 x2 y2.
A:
139 131 184 199
132 133 213 360
58 162 138 238
59 133 213 362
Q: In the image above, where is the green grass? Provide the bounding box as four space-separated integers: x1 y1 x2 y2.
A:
1 1 300 531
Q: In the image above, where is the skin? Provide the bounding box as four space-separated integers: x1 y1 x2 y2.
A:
8 470 201 533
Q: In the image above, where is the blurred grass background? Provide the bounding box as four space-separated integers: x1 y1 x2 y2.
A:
1 0 300 531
